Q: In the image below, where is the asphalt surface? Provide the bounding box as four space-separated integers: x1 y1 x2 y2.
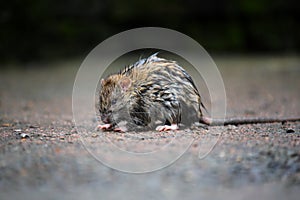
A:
0 56 300 200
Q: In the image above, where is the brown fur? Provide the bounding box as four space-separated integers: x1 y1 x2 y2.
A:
98 54 203 131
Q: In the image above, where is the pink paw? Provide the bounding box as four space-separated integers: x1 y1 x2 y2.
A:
113 126 128 132
96 124 112 131
155 124 179 132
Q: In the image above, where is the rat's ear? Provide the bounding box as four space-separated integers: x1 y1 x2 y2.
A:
119 77 131 91
101 79 105 85
101 78 111 86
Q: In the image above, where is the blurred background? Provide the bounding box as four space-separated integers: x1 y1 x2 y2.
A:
1 0 299 64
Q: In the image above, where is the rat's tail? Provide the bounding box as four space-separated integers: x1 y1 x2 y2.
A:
200 116 300 126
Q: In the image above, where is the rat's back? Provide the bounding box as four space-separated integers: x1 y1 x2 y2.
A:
120 53 203 130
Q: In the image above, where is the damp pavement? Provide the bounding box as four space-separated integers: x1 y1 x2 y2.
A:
0 56 300 200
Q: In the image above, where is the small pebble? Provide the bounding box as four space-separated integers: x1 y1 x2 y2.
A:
287 150 298 157
92 133 98 138
20 133 29 138
261 134 269 137
286 129 295 133
236 156 243 162
227 125 237 130
1 123 11 127
29 124 40 128
219 151 226 158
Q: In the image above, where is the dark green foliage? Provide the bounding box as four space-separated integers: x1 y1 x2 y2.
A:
1 0 299 63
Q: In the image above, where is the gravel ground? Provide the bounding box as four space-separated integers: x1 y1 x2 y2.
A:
0 56 300 200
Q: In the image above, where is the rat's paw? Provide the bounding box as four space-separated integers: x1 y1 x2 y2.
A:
113 126 128 132
96 124 112 131
156 124 179 132
199 117 212 125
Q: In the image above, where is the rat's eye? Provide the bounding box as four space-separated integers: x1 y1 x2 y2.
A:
111 99 117 105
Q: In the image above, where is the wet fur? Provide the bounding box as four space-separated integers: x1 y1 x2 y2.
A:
98 53 203 131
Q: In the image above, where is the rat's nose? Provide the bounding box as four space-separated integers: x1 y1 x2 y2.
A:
102 118 109 124
101 114 111 124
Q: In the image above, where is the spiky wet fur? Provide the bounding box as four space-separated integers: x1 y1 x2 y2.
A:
99 53 204 131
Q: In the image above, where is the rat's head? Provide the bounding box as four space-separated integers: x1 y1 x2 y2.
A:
99 74 132 124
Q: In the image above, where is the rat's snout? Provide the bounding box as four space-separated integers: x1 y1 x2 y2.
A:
101 112 112 124
101 116 110 124
102 118 109 124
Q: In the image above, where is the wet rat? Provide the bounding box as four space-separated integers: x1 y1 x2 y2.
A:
97 53 300 132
